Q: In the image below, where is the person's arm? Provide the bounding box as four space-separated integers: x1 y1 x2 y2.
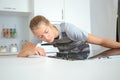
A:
18 42 46 57
86 34 120 48
89 48 120 59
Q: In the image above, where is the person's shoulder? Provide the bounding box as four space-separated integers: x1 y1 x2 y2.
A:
60 22 75 28
60 22 73 26
59 22 78 33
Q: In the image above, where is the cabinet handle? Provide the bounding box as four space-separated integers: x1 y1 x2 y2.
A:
62 9 64 20
4 7 11 9
4 7 16 10
12 8 16 10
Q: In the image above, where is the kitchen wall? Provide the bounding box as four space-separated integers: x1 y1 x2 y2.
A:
0 13 30 52
90 0 118 52
0 0 31 53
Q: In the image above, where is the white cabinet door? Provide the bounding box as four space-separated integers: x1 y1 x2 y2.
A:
0 0 30 12
34 0 64 22
64 0 91 33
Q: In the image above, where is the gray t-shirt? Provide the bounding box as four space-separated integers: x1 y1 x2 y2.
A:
57 23 88 42
31 23 88 43
30 22 89 52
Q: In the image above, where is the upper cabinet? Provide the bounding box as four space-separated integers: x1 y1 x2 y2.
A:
0 0 31 12
33 0 64 22
64 0 91 33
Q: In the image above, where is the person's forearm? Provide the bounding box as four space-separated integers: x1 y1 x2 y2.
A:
87 34 120 48
100 39 120 48
89 48 120 59
18 50 30 57
18 49 36 57
18 42 36 57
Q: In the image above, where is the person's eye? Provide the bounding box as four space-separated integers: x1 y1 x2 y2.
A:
38 35 43 39
45 30 49 33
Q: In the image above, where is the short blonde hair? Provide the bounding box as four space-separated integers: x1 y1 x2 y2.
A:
29 15 50 30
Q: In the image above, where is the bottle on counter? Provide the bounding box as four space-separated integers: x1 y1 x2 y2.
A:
0 46 4 53
21 40 28 49
2 28 7 38
6 28 8 38
10 28 12 38
7 28 11 38
0 45 7 53
12 28 17 38
10 44 18 53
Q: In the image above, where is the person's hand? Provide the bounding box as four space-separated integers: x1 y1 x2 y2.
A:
34 45 46 56
18 43 46 57
27 46 46 56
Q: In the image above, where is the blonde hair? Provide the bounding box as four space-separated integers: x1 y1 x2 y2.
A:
29 15 50 30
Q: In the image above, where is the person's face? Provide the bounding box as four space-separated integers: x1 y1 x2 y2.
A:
32 24 55 43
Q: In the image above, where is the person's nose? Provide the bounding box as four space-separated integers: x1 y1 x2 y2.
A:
43 34 49 40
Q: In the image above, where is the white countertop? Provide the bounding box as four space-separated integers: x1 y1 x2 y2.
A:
0 54 120 80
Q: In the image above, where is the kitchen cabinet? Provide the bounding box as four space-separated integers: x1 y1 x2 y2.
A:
29 0 64 39
33 0 64 22
64 0 91 33
0 0 30 12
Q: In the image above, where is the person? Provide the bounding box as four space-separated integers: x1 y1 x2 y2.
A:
18 15 120 59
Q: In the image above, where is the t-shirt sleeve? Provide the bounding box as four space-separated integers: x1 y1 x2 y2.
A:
64 23 88 42
30 37 42 45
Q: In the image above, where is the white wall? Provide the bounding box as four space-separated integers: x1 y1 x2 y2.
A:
90 0 118 51
0 13 29 52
